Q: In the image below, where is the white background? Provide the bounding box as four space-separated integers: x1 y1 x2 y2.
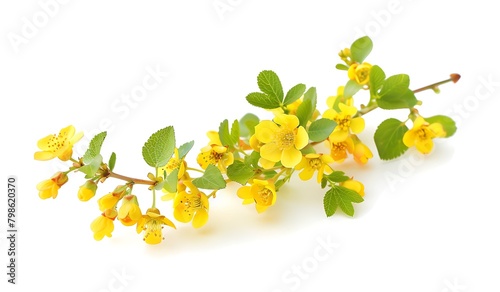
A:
1 1 499 291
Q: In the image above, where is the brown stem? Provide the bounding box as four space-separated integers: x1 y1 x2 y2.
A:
412 73 460 93
107 171 154 185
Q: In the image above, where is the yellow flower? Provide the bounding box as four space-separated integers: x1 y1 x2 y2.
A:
90 209 117 241
323 103 365 143
36 172 68 199
118 195 142 226
348 135 373 165
237 179 277 213
326 136 352 162
197 144 234 173
158 148 186 179
348 62 372 85
340 179 365 197
97 185 127 212
295 154 334 183
136 208 176 245
77 180 97 202
254 114 309 168
34 125 83 161
173 181 209 228
403 117 446 154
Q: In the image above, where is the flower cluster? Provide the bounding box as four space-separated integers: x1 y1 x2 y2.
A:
34 36 459 245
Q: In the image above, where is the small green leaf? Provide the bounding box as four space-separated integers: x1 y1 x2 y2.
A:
308 118 337 142
324 186 364 217
425 115 457 137
300 145 316 155
230 119 240 146
379 74 410 98
79 154 103 179
335 64 349 71
321 178 328 189
192 164 226 190
378 89 417 109
178 141 194 159
239 113 260 138
219 119 232 147
324 188 339 217
245 151 261 169
257 70 284 104
142 126 176 168
227 161 255 185
108 152 116 171
350 36 373 63
283 83 306 106
325 171 349 183
343 80 363 98
296 87 317 127
369 65 386 97
83 131 107 164
374 118 409 160
262 170 277 179
163 169 179 193
246 92 281 109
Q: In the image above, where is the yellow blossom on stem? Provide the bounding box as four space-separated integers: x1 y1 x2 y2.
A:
340 179 365 197
295 154 334 183
323 103 365 143
36 172 68 199
237 179 277 213
34 125 83 161
254 114 308 168
97 185 128 212
90 209 117 241
77 180 97 202
136 208 176 245
348 135 373 164
173 181 209 228
326 137 352 163
348 62 372 85
403 116 446 154
158 148 186 179
118 195 142 226
197 144 234 173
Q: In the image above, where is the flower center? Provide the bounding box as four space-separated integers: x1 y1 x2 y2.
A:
255 188 273 206
357 68 369 83
417 128 429 139
46 134 69 152
144 219 163 242
335 115 351 131
277 130 295 149
309 158 322 170
166 159 180 172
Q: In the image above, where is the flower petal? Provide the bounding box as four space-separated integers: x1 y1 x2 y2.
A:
294 126 309 150
274 114 299 129
255 121 279 143
192 209 209 228
281 147 302 168
350 117 365 133
260 143 282 162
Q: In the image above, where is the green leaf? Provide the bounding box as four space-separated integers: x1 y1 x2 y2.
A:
324 186 364 217
425 115 457 137
142 126 176 168
335 64 349 70
283 83 306 106
227 161 255 185
262 170 277 179
230 119 240 146
245 151 261 169
300 145 316 155
163 169 179 193
350 36 373 63
378 89 417 109
374 118 409 160
379 74 409 98
296 87 317 127
239 113 260 138
83 131 107 164
308 118 337 142
324 188 339 217
108 152 116 172
325 171 349 183
192 164 226 190
219 119 232 147
246 92 281 109
257 70 284 104
369 65 386 97
79 154 103 179
343 80 363 98
178 140 194 159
